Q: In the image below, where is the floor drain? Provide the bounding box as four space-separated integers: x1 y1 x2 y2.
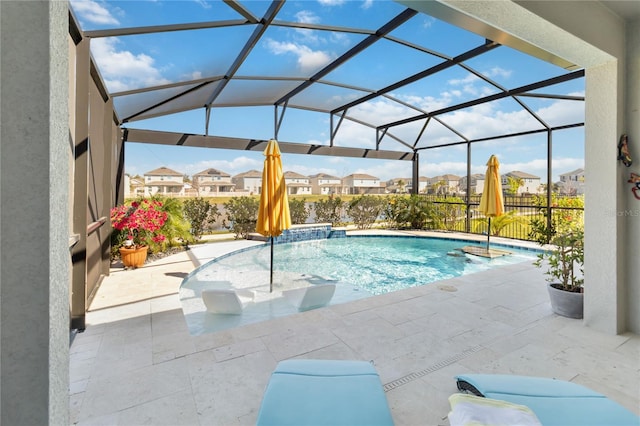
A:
383 345 482 392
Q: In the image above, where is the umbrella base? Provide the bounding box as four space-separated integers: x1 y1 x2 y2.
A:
461 246 510 258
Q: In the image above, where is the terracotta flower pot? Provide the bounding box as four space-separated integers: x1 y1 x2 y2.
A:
119 246 148 268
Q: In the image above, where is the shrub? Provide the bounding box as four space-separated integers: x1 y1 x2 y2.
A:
110 198 168 251
223 196 259 239
430 196 466 231
381 195 405 229
154 196 192 248
347 195 384 229
289 198 310 224
183 197 219 241
313 196 344 225
528 194 584 244
397 195 433 229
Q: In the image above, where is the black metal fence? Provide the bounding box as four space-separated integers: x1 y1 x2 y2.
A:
418 194 584 242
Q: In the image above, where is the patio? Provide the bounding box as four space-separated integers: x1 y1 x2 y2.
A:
70 232 640 425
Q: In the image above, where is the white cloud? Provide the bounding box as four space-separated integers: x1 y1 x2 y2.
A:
295 10 320 24
70 0 119 25
483 67 512 79
91 38 171 92
318 0 346 5
265 39 333 73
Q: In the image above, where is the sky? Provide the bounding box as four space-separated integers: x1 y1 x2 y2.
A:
71 0 585 184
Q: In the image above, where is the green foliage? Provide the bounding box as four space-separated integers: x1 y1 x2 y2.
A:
430 196 466 231
152 196 191 251
183 197 219 241
313 196 344 225
473 210 527 236
381 195 405 228
528 194 584 244
383 195 432 229
506 176 523 195
223 196 259 239
533 229 584 291
347 195 385 229
529 194 584 291
289 198 310 224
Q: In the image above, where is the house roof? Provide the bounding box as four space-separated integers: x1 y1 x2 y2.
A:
233 170 262 178
559 168 585 176
431 174 460 181
345 173 379 180
145 166 182 176
310 173 341 180
505 170 540 179
194 168 231 177
284 171 309 179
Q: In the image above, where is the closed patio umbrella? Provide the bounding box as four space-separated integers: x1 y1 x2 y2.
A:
478 154 505 251
256 139 292 292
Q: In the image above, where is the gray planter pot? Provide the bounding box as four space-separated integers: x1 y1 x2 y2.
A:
547 283 583 319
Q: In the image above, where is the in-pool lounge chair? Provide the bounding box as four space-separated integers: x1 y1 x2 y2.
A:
256 359 394 426
454 374 640 426
201 289 254 315
282 283 336 311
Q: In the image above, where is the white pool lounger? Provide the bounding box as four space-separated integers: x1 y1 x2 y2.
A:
201 289 254 315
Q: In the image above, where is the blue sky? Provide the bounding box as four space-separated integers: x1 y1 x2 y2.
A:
71 0 585 183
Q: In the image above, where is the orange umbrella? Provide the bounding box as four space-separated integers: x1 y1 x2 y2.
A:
478 155 504 250
256 139 291 292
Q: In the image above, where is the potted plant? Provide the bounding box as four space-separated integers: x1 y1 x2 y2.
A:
110 199 168 268
533 229 584 318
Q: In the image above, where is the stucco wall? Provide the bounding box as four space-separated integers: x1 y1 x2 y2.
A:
624 18 640 332
0 1 70 424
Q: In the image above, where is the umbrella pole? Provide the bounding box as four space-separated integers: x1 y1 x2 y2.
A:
487 217 491 251
270 237 274 293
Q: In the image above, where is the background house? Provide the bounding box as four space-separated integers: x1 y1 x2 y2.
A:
343 173 382 194
283 171 312 195
503 171 543 195
232 170 262 194
193 168 234 196
459 173 485 195
558 168 585 195
310 173 343 195
143 167 185 196
428 174 460 195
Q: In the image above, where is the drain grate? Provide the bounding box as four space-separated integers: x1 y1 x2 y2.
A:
383 345 483 392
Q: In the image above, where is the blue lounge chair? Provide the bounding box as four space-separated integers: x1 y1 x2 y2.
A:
455 374 639 426
257 359 394 425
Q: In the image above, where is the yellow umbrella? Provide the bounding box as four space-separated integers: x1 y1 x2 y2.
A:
256 139 291 292
478 154 504 250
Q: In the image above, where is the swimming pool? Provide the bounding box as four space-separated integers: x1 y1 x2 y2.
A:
180 236 538 334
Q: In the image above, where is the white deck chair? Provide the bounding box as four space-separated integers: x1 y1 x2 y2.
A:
201 289 254 315
283 284 336 311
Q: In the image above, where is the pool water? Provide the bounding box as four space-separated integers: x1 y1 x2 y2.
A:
180 236 537 335
198 236 536 296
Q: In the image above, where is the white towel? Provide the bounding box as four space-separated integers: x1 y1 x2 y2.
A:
448 393 542 426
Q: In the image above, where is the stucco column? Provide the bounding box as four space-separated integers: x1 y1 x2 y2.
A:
0 1 70 424
583 61 625 334
623 18 640 333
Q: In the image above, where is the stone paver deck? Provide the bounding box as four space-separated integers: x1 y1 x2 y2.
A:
70 231 640 425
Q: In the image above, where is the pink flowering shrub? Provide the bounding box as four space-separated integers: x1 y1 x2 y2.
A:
110 199 168 250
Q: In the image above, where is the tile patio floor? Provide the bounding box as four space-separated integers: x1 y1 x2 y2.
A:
70 231 640 425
